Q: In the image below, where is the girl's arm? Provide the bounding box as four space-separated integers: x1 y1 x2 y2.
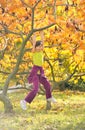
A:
40 31 44 44
40 31 44 49
32 33 36 52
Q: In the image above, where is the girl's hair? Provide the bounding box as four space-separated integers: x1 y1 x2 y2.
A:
35 40 42 48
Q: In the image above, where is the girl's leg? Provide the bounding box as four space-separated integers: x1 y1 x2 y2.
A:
25 76 39 103
39 76 52 99
39 75 56 103
28 66 39 83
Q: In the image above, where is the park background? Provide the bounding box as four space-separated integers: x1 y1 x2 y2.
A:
0 0 85 130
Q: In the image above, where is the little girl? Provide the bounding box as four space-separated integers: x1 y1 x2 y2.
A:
20 32 56 110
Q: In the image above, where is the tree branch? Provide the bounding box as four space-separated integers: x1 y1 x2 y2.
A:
34 23 55 32
0 37 8 52
65 64 79 81
33 0 41 9
20 0 32 9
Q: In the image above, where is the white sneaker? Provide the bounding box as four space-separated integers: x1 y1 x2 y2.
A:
20 100 27 110
47 96 57 103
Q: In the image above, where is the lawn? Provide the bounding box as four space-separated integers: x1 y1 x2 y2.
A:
0 90 85 130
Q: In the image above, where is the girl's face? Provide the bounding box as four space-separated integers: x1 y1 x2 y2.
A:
35 44 43 51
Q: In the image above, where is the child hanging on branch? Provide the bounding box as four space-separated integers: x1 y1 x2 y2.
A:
20 31 56 110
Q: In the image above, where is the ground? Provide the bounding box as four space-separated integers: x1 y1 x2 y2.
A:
0 90 85 130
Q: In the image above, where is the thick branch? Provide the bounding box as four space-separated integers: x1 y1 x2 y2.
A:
44 51 55 82
31 8 35 30
0 23 22 36
65 64 78 81
34 23 55 32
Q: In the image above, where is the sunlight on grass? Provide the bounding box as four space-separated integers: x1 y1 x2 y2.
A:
0 90 85 130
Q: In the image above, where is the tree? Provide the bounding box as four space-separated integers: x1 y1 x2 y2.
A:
0 0 56 113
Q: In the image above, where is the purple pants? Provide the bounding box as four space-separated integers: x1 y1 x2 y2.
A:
25 65 52 103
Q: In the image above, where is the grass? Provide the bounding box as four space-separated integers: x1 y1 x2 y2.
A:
0 90 85 130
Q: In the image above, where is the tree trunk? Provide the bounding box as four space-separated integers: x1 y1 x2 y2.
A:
0 94 13 113
46 101 51 110
0 31 33 113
